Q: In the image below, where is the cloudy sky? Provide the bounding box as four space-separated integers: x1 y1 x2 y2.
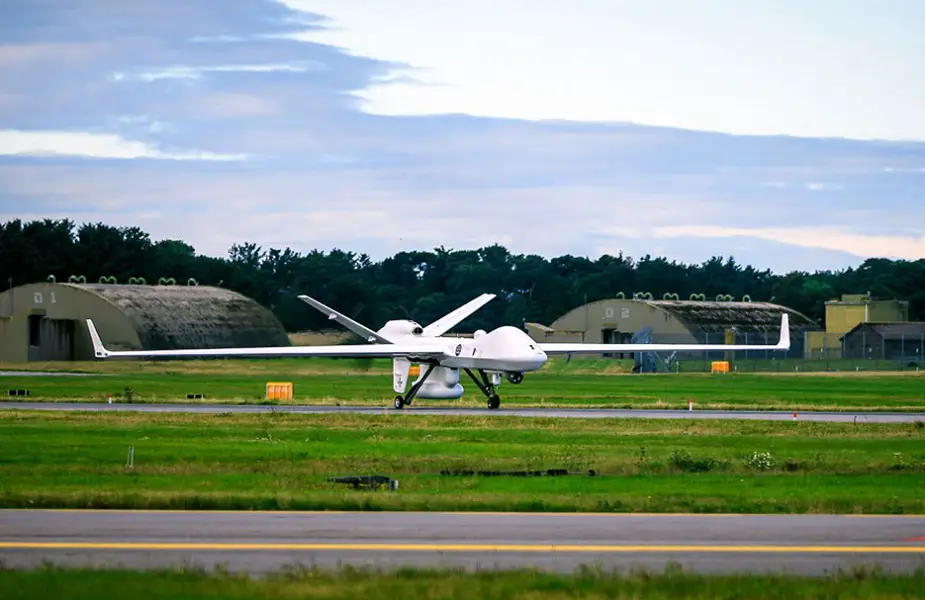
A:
1 0 923 273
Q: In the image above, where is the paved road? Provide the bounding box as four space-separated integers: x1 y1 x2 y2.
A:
1 510 924 575
2 401 924 422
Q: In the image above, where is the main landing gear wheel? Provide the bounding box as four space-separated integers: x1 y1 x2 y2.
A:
392 363 436 410
487 394 500 410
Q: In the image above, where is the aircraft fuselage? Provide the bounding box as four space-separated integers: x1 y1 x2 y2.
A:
379 322 548 373
379 322 547 403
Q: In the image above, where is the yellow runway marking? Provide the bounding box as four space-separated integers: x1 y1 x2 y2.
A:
2 542 925 553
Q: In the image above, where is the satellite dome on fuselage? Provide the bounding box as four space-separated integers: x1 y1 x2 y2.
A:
481 326 545 353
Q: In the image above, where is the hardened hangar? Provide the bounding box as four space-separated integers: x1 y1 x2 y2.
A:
526 297 816 364
0 282 289 362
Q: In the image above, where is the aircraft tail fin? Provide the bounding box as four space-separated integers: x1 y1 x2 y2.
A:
422 293 496 337
297 295 393 344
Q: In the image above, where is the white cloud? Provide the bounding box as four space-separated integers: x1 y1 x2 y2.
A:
2 159 921 271
277 0 925 141
111 61 326 82
883 166 925 173
804 182 844 191
0 161 740 260
0 130 248 161
649 225 925 261
113 115 169 134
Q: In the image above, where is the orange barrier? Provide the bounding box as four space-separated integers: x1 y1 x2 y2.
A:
266 381 294 401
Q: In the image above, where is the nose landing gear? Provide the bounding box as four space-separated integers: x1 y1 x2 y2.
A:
464 368 503 410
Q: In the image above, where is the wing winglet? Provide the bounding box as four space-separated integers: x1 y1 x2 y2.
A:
777 313 790 349
86 319 110 359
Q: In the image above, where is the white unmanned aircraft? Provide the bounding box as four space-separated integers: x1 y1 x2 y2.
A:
86 293 790 410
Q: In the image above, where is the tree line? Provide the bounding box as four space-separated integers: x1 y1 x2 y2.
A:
2 219 923 332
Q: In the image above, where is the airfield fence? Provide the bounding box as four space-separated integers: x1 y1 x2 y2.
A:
637 331 925 373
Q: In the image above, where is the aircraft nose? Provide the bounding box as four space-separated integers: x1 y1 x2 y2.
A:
526 346 547 369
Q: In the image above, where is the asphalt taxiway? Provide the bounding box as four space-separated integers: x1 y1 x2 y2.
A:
1 510 924 574
1 401 924 422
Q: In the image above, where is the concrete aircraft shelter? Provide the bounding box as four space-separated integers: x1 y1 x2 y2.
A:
527 298 816 359
0 282 289 362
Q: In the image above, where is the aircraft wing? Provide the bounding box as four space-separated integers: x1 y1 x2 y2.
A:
422 293 496 337
85 320 444 361
540 314 790 355
296 294 393 344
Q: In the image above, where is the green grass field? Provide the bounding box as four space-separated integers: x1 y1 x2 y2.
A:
2 410 923 514
1 357 924 411
4 356 923 589
3 565 924 600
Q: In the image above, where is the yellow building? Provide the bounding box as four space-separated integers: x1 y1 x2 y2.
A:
805 293 909 359
825 294 909 331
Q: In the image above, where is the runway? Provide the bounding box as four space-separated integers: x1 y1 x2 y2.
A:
1 401 924 422
1 510 924 575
